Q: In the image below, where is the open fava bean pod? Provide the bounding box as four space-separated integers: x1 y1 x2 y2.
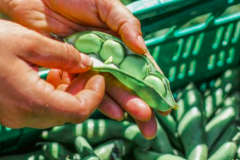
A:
64 31 178 112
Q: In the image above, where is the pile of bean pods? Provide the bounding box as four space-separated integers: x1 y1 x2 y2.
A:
1 67 240 160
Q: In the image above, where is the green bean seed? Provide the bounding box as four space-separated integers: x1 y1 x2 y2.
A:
119 54 148 79
144 75 166 95
75 34 103 54
99 40 125 65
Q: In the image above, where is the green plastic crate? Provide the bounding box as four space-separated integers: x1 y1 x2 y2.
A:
128 0 200 20
140 0 240 36
146 0 240 90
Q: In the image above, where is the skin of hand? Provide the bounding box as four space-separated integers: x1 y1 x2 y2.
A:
1 0 171 139
0 20 105 129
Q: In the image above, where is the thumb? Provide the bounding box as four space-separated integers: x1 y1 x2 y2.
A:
19 32 93 73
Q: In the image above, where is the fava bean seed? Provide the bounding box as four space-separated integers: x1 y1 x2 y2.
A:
144 75 166 96
75 34 103 54
99 40 125 65
119 54 148 80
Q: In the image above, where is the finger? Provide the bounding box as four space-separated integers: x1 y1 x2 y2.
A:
18 31 93 73
62 72 78 84
41 74 105 124
47 69 63 88
73 74 105 121
104 74 151 122
135 111 157 140
158 109 172 117
47 69 78 88
96 0 147 54
98 94 124 121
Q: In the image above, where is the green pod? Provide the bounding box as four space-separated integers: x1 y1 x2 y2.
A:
237 143 240 159
0 151 46 160
155 111 182 149
209 132 240 160
74 136 96 158
204 67 240 120
150 120 174 154
133 148 186 160
175 83 204 122
94 139 134 160
178 107 207 160
41 119 150 148
64 31 178 112
109 141 124 160
209 122 238 156
121 124 151 148
224 92 240 121
187 144 208 160
41 119 131 145
83 155 100 160
206 102 237 149
41 142 81 160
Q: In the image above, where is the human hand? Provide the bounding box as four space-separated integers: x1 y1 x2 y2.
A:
0 20 105 129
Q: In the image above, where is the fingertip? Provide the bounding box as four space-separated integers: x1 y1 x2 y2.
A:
80 53 93 68
130 99 152 122
46 69 63 88
136 113 157 140
98 95 125 121
144 133 157 140
120 24 147 54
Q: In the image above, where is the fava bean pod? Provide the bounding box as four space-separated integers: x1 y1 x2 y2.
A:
64 31 178 112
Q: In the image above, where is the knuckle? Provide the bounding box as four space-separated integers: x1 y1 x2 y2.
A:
130 17 141 29
20 31 40 56
71 103 89 124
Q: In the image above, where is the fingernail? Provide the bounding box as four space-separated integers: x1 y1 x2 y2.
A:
117 116 125 121
80 53 93 67
144 134 157 140
138 36 148 53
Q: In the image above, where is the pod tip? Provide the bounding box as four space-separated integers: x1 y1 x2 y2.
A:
173 104 179 110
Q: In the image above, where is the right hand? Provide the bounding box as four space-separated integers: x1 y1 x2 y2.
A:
0 20 105 129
